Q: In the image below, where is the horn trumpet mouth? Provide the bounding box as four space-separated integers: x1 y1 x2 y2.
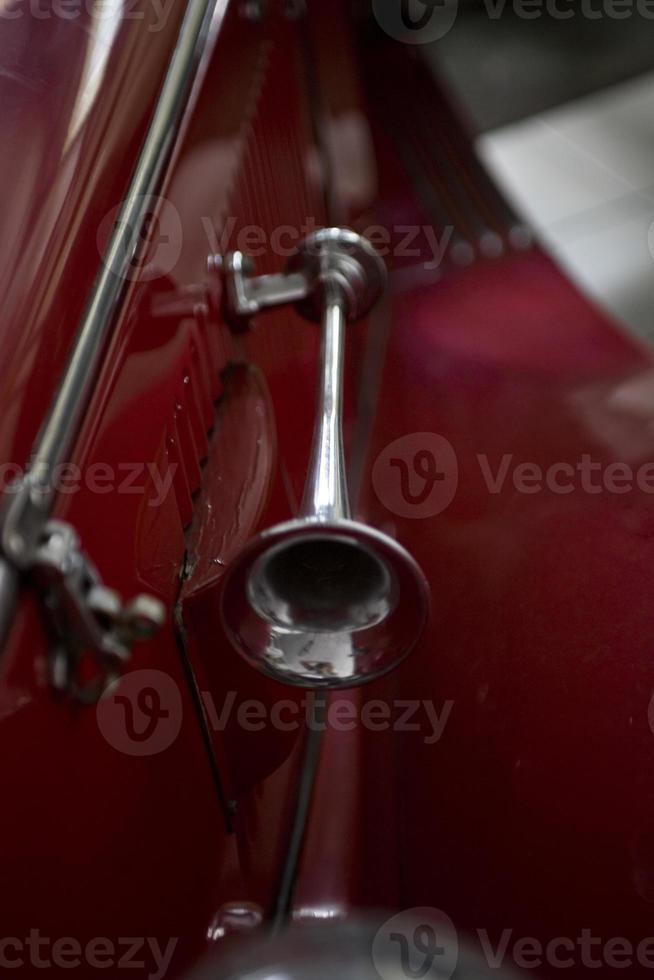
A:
247 532 398 634
221 519 429 688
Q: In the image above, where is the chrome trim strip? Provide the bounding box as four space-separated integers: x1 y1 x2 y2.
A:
0 0 229 645
300 279 350 521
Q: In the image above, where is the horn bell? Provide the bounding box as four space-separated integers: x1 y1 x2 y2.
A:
220 518 429 688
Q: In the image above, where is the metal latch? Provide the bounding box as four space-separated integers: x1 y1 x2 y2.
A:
2 477 165 704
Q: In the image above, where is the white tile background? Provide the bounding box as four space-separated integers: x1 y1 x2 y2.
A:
478 72 654 342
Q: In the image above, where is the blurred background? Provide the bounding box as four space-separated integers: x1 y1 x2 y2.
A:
421 7 654 341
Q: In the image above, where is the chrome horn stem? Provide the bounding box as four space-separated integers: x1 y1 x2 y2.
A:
302 279 349 522
220 228 429 688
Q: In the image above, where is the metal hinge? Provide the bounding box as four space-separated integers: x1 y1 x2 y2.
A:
2 477 165 704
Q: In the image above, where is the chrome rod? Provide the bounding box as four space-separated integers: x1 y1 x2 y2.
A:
33 0 227 485
301 279 350 521
0 0 229 652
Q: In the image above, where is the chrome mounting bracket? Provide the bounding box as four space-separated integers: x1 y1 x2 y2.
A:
221 226 387 330
222 251 310 330
1 476 165 704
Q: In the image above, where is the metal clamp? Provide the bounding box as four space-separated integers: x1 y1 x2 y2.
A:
223 251 309 330
223 227 386 329
2 478 165 703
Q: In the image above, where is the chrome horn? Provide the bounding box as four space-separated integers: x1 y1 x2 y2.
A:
220 228 429 688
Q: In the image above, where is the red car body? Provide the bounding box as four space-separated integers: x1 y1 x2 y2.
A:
1 1 654 977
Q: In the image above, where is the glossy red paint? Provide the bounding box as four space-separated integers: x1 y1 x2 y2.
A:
2 0 652 975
